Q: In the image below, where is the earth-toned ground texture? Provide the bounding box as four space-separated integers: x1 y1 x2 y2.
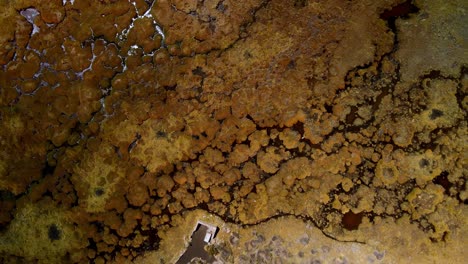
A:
0 0 466 263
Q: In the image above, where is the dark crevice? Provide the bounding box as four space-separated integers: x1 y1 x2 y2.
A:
380 0 420 34
47 224 62 241
432 171 451 195
41 162 56 177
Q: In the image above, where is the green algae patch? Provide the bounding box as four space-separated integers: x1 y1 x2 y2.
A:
0 200 87 263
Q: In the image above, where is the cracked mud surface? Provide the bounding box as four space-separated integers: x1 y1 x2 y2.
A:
0 0 466 263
